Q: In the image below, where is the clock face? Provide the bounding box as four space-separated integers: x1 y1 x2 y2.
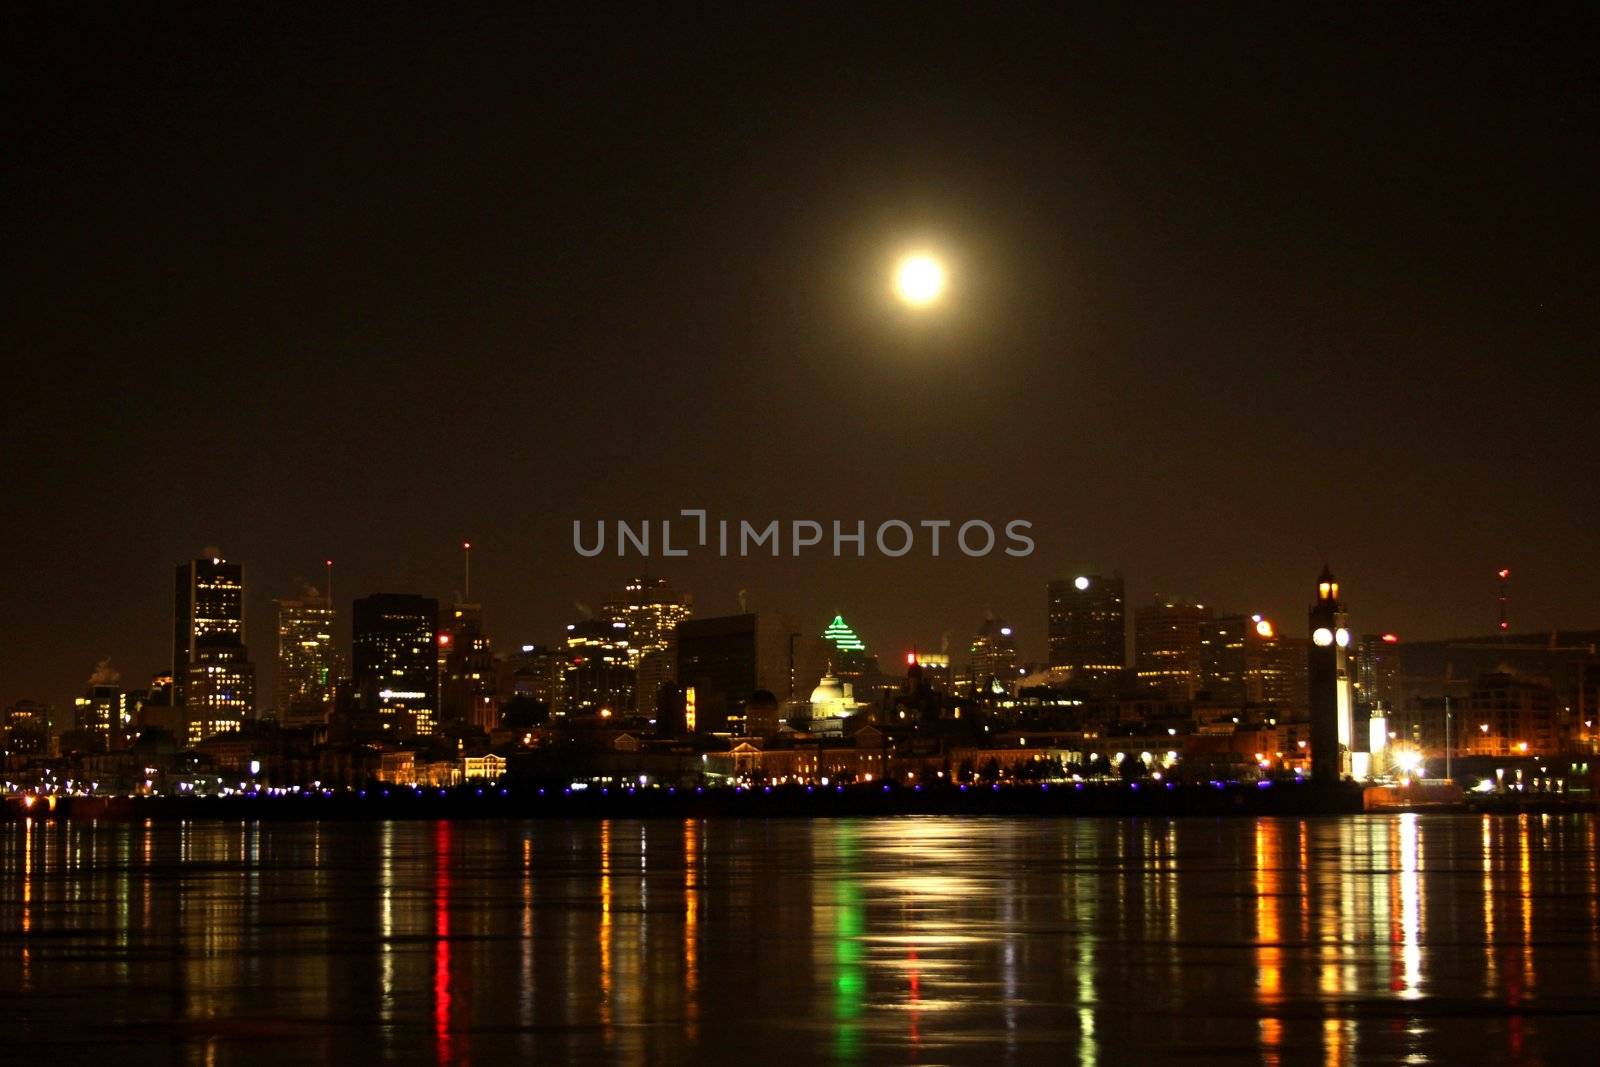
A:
1313 627 1334 647
1335 627 1351 647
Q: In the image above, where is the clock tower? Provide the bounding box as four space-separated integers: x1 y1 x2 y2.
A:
1308 565 1354 783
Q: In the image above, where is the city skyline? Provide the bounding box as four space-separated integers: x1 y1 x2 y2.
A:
5 7 1597 725
2 540 1585 724
5 9 1597 1063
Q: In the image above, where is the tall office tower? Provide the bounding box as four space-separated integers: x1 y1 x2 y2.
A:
276 593 337 724
499 643 564 713
1200 612 1310 709
563 619 636 717
1252 634 1311 709
439 602 497 732
1308 566 1354 783
1046 574 1127 689
352 594 440 739
1134 599 1212 699
966 617 1020 695
603 576 691 710
818 613 890 702
1199 614 1248 701
3 700 51 755
1353 633 1402 722
175 556 255 744
678 613 821 735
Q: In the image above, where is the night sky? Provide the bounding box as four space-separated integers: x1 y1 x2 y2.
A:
5 6 1597 716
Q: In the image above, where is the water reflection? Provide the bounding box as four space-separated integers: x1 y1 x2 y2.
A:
0 815 1597 1063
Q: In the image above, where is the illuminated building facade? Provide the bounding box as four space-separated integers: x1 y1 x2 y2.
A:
966 617 1020 695
1046 574 1126 689
563 619 635 717
173 550 254 735
1307 566 1354 781
908 651 951 692
1134 599 1211 699
604 576 691 710
175 556 256 743
820 614 885 699
1461 672 1560 757
352 593 439 738
185 648 254 744
822 614 866 657
275 595 336 721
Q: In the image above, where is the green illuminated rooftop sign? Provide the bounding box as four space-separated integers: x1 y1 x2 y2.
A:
823 614 866 653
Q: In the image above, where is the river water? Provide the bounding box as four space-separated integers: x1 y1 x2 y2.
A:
2 814 1597 1064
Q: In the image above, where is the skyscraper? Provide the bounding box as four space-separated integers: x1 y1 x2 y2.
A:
499 643 563 713
352 593 439 738
1200 613 1309 710
677 613 814 734
563 619 635 717
276 593 337 724
819 613 886 702
1046 574 1126 689
1134 599 1211 699
603 575 691 711
439 602 497 732
1199 614 1244 701
175 556 255 744
1354 632 1402 725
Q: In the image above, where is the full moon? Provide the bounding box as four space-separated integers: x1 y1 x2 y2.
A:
894 254 946 306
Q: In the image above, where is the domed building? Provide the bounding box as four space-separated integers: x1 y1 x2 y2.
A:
809 670 851 720
797 664 865 737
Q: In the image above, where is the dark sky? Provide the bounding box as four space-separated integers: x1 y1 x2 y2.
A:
4 5 1597 716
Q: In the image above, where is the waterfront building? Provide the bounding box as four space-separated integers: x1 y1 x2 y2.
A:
1461 672 1561 757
